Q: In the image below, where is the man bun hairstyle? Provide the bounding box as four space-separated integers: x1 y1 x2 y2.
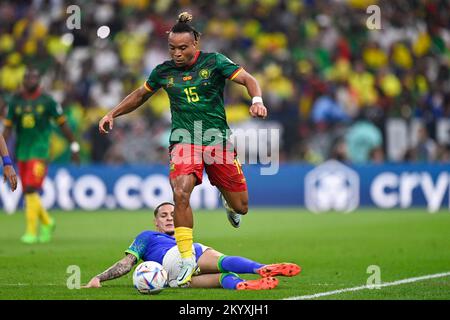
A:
178 12 192 23
170 11 201 41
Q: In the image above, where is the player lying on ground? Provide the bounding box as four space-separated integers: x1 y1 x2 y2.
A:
83 202 301 290
0 134 17 191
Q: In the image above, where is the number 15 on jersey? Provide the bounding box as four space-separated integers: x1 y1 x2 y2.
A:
184 86 200 103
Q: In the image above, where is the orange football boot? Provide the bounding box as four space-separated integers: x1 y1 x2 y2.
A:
256 263 301 278
236 277 279 290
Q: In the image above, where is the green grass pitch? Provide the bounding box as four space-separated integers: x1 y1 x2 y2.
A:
0 208 449 300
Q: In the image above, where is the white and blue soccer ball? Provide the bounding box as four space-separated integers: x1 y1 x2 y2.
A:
133 261 168 294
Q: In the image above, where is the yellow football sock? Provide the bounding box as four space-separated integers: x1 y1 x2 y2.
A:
36 195 51 225
174 227 193 259
25 193 39 236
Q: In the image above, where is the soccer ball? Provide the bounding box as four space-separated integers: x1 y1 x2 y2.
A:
133 261 168 294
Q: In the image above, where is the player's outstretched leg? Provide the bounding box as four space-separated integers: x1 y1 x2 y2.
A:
256 263 301 278
221 194 241 228
215 256 301 278
208 157 248 228
218 255 264 274
220 272 278 290
171 174 199 286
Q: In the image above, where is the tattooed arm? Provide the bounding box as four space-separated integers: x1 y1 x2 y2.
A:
82 254 138 288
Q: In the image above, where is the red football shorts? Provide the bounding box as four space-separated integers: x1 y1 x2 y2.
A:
18 159 48 189
169 143 247 192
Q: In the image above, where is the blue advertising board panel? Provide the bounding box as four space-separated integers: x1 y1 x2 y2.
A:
1 161 449 213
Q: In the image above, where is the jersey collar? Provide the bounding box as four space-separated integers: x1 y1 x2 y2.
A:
22 88 42 100
184 50 201 70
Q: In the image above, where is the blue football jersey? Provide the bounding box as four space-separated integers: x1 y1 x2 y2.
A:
125 230 204 264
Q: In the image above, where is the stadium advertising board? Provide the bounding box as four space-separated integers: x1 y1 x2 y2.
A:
1 162 449 213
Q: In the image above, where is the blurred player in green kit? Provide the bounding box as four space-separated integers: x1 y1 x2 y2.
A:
99 12 267 287
3 68 80 244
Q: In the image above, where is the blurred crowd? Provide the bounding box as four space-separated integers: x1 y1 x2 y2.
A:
0 0 449 165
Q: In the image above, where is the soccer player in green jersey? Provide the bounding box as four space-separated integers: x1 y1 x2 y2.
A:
99 12 267 286
3 68 80 244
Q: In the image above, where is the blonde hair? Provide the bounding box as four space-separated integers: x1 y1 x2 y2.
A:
178 12 192 23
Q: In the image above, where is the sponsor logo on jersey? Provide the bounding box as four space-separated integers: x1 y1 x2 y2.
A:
182 75 192 81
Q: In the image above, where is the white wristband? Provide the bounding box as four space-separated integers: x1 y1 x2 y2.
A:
252 96 263 104
70 141 80 153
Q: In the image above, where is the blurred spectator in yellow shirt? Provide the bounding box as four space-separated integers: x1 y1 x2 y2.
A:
0 53 26 91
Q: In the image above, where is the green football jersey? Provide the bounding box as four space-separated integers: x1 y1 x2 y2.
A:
5 92 66 161
145 51 243 146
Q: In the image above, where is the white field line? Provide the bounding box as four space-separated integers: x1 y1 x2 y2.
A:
284 271 450 300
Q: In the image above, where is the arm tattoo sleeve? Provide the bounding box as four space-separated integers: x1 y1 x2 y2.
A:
96 254 138 282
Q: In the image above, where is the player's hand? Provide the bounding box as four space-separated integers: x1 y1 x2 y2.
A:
3 165 17 191
249 103 267 119
81 277 102 288
99 114 114 134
